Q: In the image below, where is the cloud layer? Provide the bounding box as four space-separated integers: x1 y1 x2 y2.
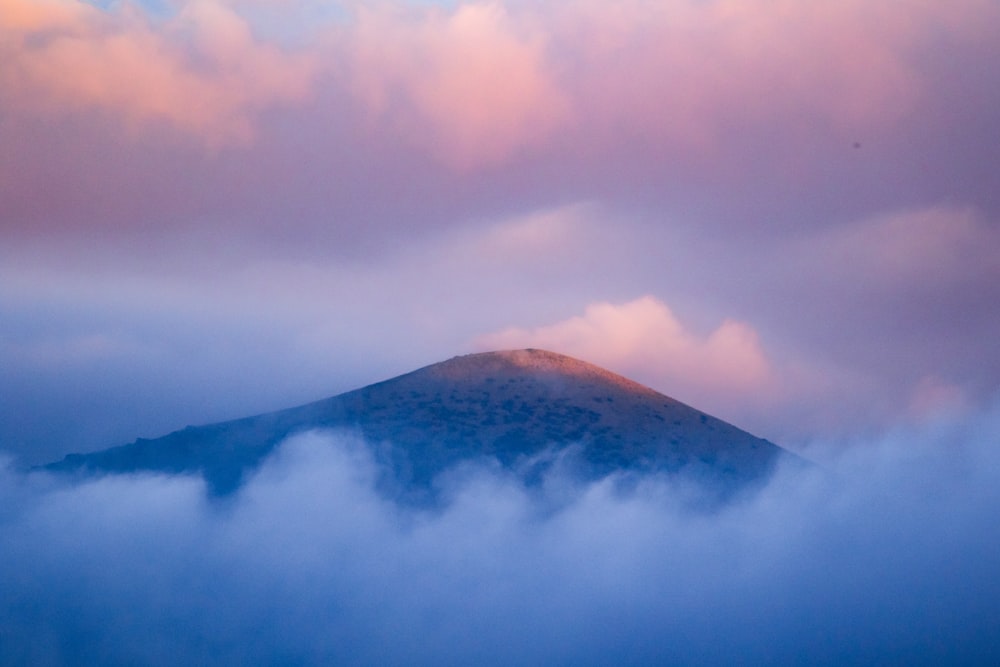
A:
3 403 1000 665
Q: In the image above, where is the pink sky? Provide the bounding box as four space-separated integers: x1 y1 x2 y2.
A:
1 0 999 462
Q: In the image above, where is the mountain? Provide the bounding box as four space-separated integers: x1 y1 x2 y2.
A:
46 349 791 498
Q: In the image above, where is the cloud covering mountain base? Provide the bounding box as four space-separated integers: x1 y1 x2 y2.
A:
3 404 1000 666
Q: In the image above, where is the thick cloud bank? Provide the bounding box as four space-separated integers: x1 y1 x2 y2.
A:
3 406 1000 665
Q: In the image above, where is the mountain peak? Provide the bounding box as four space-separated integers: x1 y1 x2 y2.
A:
407 349 658 395
47 349 790 498
440 348 607 373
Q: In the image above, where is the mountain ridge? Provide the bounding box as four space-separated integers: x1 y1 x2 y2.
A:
47 349 790 497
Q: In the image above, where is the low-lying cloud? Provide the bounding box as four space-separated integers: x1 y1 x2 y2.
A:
3 401 999 665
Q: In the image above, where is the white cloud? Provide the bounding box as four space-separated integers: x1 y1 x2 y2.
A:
2 410 1000 664
476 295 773 405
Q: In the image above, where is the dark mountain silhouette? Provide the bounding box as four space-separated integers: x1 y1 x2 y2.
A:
46 349 792 498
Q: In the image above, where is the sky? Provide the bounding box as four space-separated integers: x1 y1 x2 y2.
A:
3 2 1000 663
2 0 999 466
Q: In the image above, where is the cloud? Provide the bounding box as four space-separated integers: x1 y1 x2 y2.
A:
8 0 993 162
0 0 315 145
346 2 570 168
778 205 1000 403
476 296 773 405
908 375 969 419
531 0 1000 171
2 402 1000 664
802 205 1000 287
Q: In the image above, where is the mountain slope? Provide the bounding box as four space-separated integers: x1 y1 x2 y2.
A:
47 349 790 495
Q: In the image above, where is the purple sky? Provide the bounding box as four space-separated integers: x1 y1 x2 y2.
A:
2 0 999 463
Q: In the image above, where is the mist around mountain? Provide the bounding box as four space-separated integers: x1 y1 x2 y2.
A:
3 403 1000 665
3 351 999 665
46 349 790 501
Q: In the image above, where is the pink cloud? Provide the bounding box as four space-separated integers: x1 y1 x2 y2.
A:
334 0 999 171
544 0 990 163
801 205 1000 286
908 376 969 420
475 296 773 405
0 0 89 31
345 2 571 168
0 0 315 145
3 0 998 166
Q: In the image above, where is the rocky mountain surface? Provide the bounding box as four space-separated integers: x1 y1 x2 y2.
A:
47 349 791 497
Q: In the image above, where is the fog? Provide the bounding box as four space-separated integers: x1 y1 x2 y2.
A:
2 403 999 666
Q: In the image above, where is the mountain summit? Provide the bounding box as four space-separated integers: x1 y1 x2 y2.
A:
48 349 790 496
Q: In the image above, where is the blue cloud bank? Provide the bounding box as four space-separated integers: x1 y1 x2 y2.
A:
2 403 999 665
